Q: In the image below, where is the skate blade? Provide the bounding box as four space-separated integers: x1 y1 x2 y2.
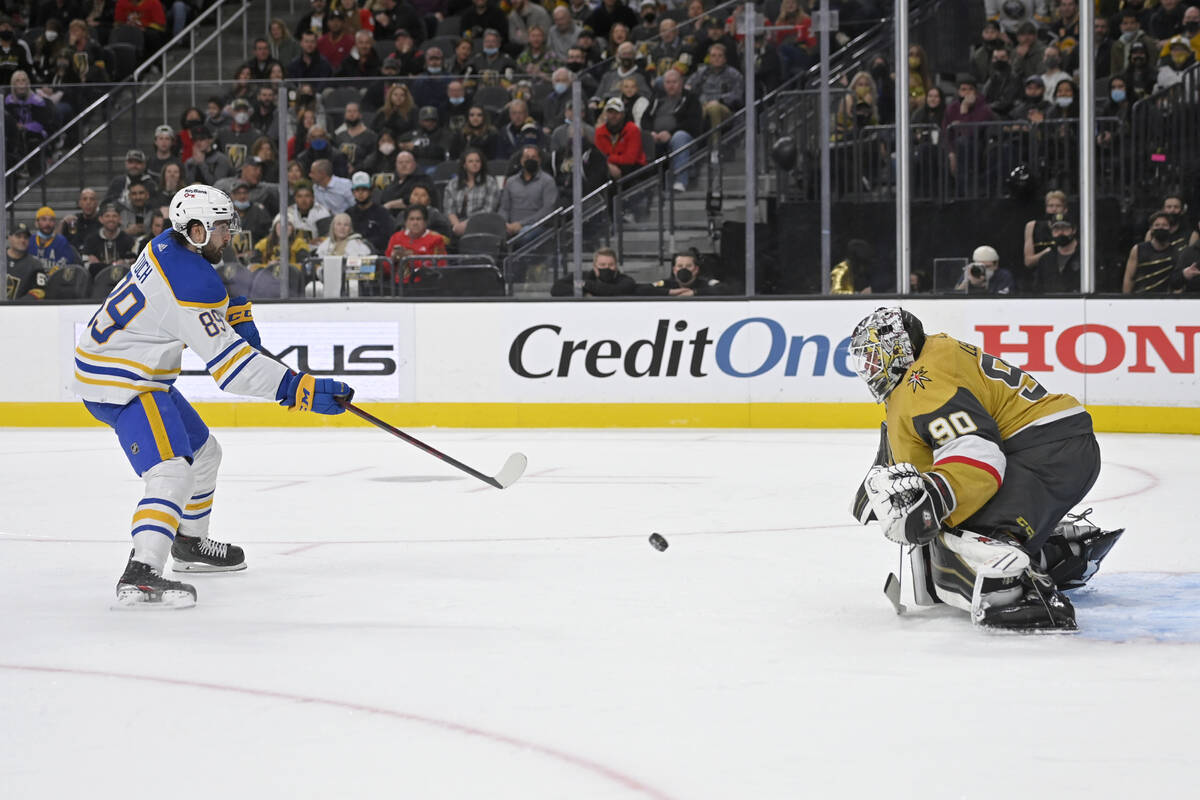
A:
112 589 196 610
976 622 1079 636
171 560 247 573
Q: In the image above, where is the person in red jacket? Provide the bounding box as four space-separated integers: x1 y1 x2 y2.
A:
594 97 647 180
386 205 448 283
115 0 167 55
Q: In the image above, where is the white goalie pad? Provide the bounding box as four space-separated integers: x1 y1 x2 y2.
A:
936 531 1029 622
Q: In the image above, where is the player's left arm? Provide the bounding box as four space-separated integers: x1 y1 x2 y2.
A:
869 390 1005 544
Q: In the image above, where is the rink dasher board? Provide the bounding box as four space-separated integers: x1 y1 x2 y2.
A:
3 298 1199 432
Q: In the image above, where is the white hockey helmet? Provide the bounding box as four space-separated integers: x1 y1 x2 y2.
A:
848 307 925 403
169 185 240 248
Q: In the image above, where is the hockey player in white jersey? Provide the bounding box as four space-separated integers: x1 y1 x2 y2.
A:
74 185 354 608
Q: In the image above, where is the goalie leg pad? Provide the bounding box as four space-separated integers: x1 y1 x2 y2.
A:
930 530 1029 615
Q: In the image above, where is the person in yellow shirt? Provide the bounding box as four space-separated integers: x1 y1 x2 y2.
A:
849 307 1123 633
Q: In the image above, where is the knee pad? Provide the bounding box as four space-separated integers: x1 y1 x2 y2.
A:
143 456 195 508
931 530 1029 613
189 434 222 486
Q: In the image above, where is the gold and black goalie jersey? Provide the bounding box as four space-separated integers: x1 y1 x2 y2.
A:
885 334 1089 528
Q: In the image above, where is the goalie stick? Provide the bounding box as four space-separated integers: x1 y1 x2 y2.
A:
338 401 527 489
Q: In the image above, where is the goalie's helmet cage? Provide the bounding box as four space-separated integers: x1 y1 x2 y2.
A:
168 185 240 248
849 307 918 403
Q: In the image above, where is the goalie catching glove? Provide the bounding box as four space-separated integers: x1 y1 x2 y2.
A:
863 463 956 545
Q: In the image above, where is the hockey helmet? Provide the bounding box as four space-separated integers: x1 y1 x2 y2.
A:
848 307 925 403
169 185 240 248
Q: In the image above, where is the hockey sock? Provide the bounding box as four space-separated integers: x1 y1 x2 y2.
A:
177 436 222 540
132 457 195 571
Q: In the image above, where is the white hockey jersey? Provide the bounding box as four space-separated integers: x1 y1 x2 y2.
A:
73 231 289 406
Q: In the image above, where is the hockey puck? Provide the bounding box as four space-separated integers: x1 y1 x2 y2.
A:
648 533 669 551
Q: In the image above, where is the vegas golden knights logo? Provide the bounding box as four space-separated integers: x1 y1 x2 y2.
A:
226 144 247 170
340 142 356 164
372 172 393 192
230 231 254 261
73 51 89 75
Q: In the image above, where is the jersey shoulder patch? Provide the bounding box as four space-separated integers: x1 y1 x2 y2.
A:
147 232 228 308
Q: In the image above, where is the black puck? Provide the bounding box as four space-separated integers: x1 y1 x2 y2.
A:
648 533 669 551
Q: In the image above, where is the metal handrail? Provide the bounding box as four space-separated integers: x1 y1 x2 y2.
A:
4 1 249 211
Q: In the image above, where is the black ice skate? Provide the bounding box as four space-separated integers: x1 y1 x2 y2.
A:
171 533 246 573
978 571 1077 633
1042 511 1125 591
116 555 197 608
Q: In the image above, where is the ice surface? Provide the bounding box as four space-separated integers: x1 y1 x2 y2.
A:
2 427 1198 799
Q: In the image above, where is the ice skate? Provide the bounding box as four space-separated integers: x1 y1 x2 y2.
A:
977 571 1077 633
115 554 197 609
171 533 246 573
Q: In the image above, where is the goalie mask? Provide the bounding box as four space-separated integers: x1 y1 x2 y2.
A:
849 307 924 403
169 185 240 249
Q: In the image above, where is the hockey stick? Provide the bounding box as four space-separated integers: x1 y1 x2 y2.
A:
338 401 527 489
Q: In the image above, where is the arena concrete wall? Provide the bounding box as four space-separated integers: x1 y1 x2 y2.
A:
3 298 1198 433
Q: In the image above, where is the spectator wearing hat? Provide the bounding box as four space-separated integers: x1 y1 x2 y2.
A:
411 46 451 111
81 203 136 279
310 158 355 214
31 205 79 268
500 144 558 238
146 124 181 179
238 157 280 216
296 124 352 178
398 105 452 164
230 179 272 241
5 223 47 301
104 149 156 205
1033 217 1080 293
317 9 355 70
337 28 382 79
381 150 437 211
287 30 334 87
1121 40 1157 100
1155 35 1196 92
382 29 422 76
185 127 234 184
955 244 1015 294
595 96 646 180
466 28 518 77
587 0 638 42
574 27 603 66
943 73 994 182
119 179 158 239
219 98 265 168
1008 74 1052 122
631 0 659 43
1009 20 1046 82
61 188 103 251
970 20 1011 84
347 170 395 253
334 102 379 171
685 42 743 133
461 0 511 48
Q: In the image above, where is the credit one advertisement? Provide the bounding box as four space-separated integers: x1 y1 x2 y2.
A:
415 299 1200 406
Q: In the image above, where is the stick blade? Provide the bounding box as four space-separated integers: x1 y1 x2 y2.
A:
492 452 527 489
884 572 907 615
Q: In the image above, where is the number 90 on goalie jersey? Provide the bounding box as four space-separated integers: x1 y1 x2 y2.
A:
73 231 288 407
884 334 1084 529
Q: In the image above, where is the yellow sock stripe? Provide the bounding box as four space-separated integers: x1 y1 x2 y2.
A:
290 373 317 412
138 393 175 461
132 508 180 528
185 496 214 511
211 345 255 382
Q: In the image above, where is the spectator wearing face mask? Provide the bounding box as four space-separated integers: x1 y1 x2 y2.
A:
412 46 450 111
1125 212 1182 294
1032 217 1080 293
501 144 558 239
0 16 34 86
540 68 575 135
551 246 639 296
1111 11 1157 75
642 249 731 296
1155 35 1196 92
1039 45 1070 96
1121 40 1157 100
1143 195 1190 251
982 45 1022 117
1148 0 1186 41
297 124 351 178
